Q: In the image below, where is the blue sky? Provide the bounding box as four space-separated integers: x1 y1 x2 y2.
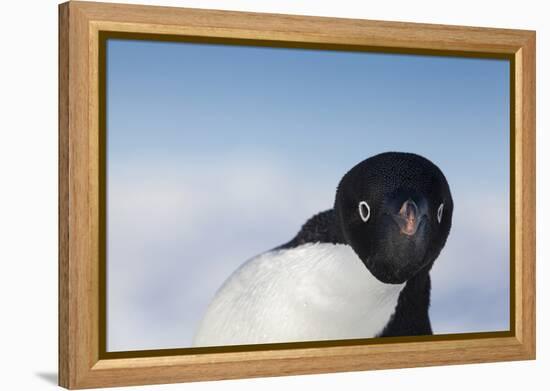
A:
106 39 510 351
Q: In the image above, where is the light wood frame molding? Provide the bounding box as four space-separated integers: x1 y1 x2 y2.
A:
58 1 536 389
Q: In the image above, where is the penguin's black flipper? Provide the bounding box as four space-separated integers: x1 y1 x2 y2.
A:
276 209 346 250
377 270 433 337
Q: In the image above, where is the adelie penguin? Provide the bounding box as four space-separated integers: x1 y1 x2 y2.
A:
193 152 453 346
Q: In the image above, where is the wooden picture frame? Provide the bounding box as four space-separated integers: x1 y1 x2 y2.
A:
58 1 536 389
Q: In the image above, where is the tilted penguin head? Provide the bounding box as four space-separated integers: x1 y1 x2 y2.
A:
334 152 453 284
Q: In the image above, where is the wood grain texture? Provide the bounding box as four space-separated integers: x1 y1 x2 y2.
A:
74 0 531 53
58 1 536 389
59 2 99 388
58 3 70 387
518 34 536 356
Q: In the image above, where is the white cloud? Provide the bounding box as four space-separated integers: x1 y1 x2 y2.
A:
107 155 332 351
430 189 509 334
106 156 510 350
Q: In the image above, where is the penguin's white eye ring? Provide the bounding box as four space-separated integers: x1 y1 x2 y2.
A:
358 201 371 223
437 203 444 224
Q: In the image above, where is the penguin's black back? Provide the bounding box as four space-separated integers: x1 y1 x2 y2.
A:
276 209 345 250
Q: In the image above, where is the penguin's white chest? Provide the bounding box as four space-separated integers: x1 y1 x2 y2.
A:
193 243 404 347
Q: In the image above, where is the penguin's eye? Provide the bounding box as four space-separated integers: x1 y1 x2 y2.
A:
358 201 371 223
437 203 444 224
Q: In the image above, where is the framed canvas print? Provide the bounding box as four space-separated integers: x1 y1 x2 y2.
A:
58 1 536 389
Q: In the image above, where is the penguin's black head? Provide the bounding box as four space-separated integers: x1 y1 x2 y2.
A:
334 152 453 284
